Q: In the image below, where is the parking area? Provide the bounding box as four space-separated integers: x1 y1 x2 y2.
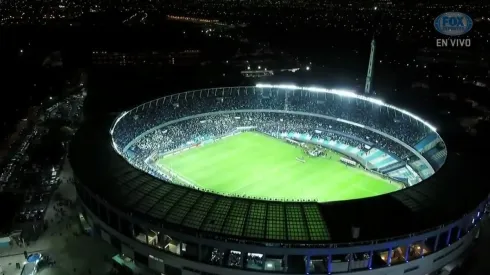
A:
0 161 116 275
12 165 62 244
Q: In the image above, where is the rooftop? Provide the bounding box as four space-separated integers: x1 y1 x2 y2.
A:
70 108 489 244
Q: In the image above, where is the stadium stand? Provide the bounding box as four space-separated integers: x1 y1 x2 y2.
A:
112 87 431 151
119 112 423 186
69 85 490 275
111 89 437 187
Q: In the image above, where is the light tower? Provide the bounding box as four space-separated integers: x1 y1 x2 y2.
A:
364 38 376 94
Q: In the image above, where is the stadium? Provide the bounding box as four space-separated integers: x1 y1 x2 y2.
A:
70 84 489 275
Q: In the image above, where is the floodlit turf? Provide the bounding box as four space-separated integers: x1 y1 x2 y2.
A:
156 132 401 202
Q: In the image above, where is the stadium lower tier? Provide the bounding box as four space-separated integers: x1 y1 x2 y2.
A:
76 181 488 275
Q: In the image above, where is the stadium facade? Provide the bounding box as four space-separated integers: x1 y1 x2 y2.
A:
70 84 489 275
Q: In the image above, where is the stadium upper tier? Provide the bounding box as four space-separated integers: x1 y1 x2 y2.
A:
111 85 436 152
111 85 446 189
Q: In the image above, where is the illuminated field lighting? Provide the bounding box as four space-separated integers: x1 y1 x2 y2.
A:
256 83 437 132
110 84 438 158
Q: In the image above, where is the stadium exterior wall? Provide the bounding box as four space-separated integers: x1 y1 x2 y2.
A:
73 85 489 275
76 180 485 275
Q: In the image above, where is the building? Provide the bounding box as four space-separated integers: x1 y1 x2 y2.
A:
91 50 201 67
70 86 489 275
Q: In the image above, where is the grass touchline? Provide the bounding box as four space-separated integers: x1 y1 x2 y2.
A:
155 132 401 202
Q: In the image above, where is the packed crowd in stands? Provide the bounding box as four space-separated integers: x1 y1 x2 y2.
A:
127 113 413 161
121 112 416 183
110 88 435 185
112 87 432 148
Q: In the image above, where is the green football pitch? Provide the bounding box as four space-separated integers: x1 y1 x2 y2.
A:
155 132 401 202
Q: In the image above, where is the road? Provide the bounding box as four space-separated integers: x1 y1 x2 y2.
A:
0 160 116 275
